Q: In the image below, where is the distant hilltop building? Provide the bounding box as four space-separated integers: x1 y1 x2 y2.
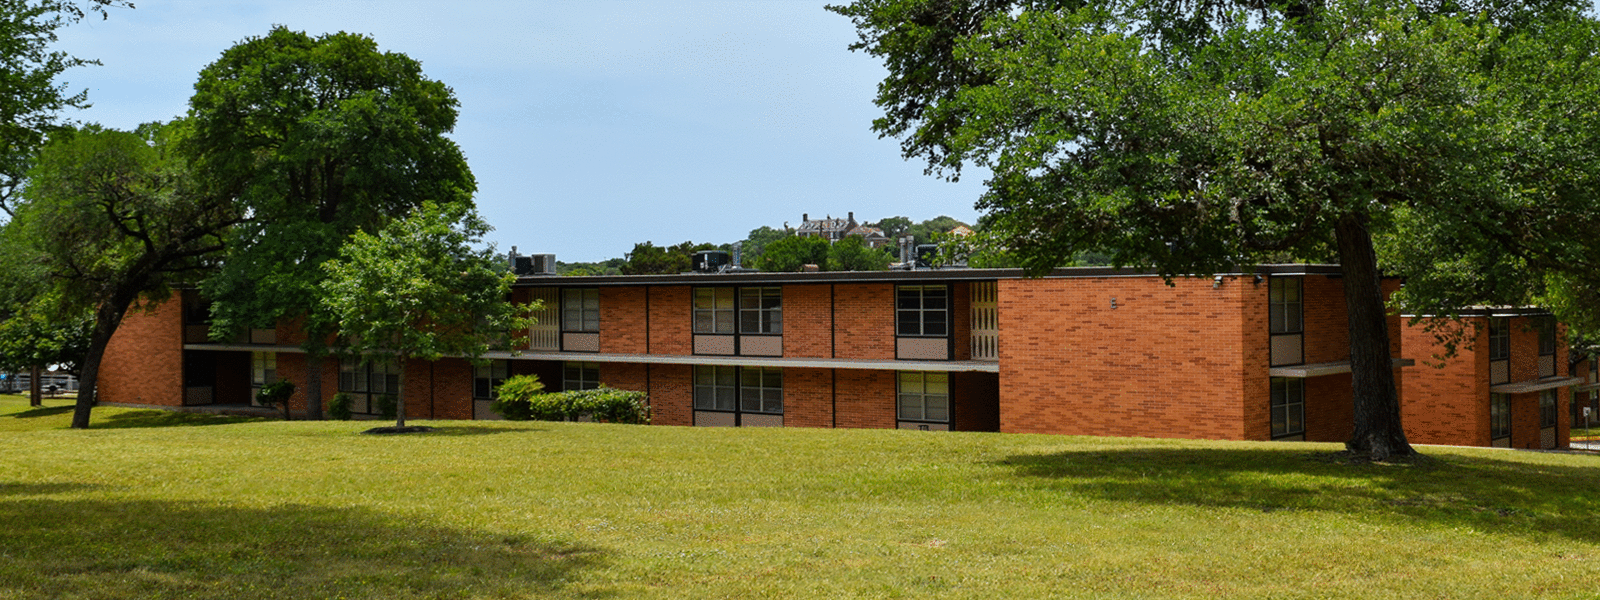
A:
796 212 889 248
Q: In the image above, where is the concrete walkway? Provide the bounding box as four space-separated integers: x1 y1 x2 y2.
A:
1571 440 1600 452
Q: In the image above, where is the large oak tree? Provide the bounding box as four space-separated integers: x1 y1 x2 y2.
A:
185 27 476 419
831 0 1600 459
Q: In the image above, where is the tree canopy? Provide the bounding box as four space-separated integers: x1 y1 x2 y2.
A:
0 0 131 216
7 123 239 427
185 26 475 418
832 0 1600 459
620 241 717 275
320 201 530 428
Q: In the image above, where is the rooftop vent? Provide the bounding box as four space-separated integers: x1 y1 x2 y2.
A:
693 250 731 273
508 246 556 276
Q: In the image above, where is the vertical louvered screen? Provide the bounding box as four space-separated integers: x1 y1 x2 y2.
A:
970 281 999 361
527 288 560 351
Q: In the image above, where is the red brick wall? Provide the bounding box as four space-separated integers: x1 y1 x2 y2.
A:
952 371 1000 432
1302 374 1354 442
648 287 691 356
998 276 1257 440
784 284 832 358
648 364 693 426
214 351 252 406
783 367 834 428
952 283 972 361
100 295 185 406
1301 275 1349 364
1400 318 1488 445
602 287 647 354
834 284 894 360
603 362 649 393
835 369 895 429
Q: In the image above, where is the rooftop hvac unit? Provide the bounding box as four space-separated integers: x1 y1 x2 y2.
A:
914 244 940 268
511 253 557 276
693 250 731 273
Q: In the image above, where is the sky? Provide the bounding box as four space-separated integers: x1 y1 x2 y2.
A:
49 1 990 263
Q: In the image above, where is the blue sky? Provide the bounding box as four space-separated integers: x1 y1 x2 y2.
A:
50 1 989 262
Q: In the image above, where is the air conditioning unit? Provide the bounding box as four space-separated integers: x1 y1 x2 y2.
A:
693 250 731 273
510 252 557 276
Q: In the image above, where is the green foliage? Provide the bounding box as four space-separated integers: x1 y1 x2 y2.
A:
0 0 131 214
255 380 295 420
557 258 625 277
492 386 650 424
0 293 92 375
869 216 912 240
487 374 545 421
754 235 830 272
328 392 353 421
186 26 475 352
320 201 532 428
373 394 397 420
738 225 790 265
825 236 893 271
620 241 718 275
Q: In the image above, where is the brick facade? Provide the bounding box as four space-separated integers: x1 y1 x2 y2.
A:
98 267 1567 450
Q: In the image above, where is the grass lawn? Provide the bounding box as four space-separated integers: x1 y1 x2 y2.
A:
2 396 1597 599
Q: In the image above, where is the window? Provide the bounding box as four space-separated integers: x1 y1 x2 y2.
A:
740 367 783 414
338 359 402 415
1538 317 1557 356
694 365 782 415
898 372 950 423
250 351 277 389
1269 277 1303 334
1270 377 1305 438
563 361 600 391
561 288 599 332
739 287 782 334
1490 393 1511 440
897 285 948 337
693 288 735 334
1488 317 1510 361
474 360 508 400
1540 389 1557 428
693 365 736 411
695 287 782 335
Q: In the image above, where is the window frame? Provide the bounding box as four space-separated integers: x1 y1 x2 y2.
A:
1538 317 1557 357
1488 317 1510 361
1269 277 1304 335
693 287 736 334
561 288 600 333
473 360 509 400
1270 377 1305 439
897 371 950 424
738 287 782 335
1490 393 1511 441
562 361 600 391
1540 389 1557 429
338 358 403 415
896 285 949 338
693 365 782 418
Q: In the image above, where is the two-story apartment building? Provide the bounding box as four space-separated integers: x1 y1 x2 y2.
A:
94 265 1573 449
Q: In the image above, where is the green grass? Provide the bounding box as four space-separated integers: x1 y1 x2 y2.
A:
2 395 1597 599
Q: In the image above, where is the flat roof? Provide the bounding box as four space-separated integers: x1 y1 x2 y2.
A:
513 264 1350 287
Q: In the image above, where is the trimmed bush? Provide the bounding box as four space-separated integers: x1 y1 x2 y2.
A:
374 394 398 420
329 392 353 421
255 380 295 421
490 375 648 424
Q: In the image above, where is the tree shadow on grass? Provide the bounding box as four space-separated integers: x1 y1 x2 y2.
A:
998 446 1600 544
95 410 266 429
0 496 608 600
0 482 108 496
8 405 74 418
421 424 550 436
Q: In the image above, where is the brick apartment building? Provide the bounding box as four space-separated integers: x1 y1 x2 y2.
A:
96 265 1577 449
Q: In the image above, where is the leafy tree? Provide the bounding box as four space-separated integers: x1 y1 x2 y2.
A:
320 201 531 429
832 0 1600 459
0 0 130 216
185 27 475 419
826 236 893 271
754 235 830 272
738 225 790 265
620 241 717 275
870 216 912 240
906 216 970 247
7 123 240 428
0 293 91 406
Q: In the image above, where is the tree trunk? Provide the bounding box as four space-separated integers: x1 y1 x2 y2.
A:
303 354 324 420
1335 215 1415 460
29 364 42 407
394 360 407 428
71 299 130 429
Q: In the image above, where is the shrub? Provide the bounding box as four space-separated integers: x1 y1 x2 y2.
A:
490 375 649 424
374 394 398 420
255 380 296 421
489 375 544 421
329 392 353 421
